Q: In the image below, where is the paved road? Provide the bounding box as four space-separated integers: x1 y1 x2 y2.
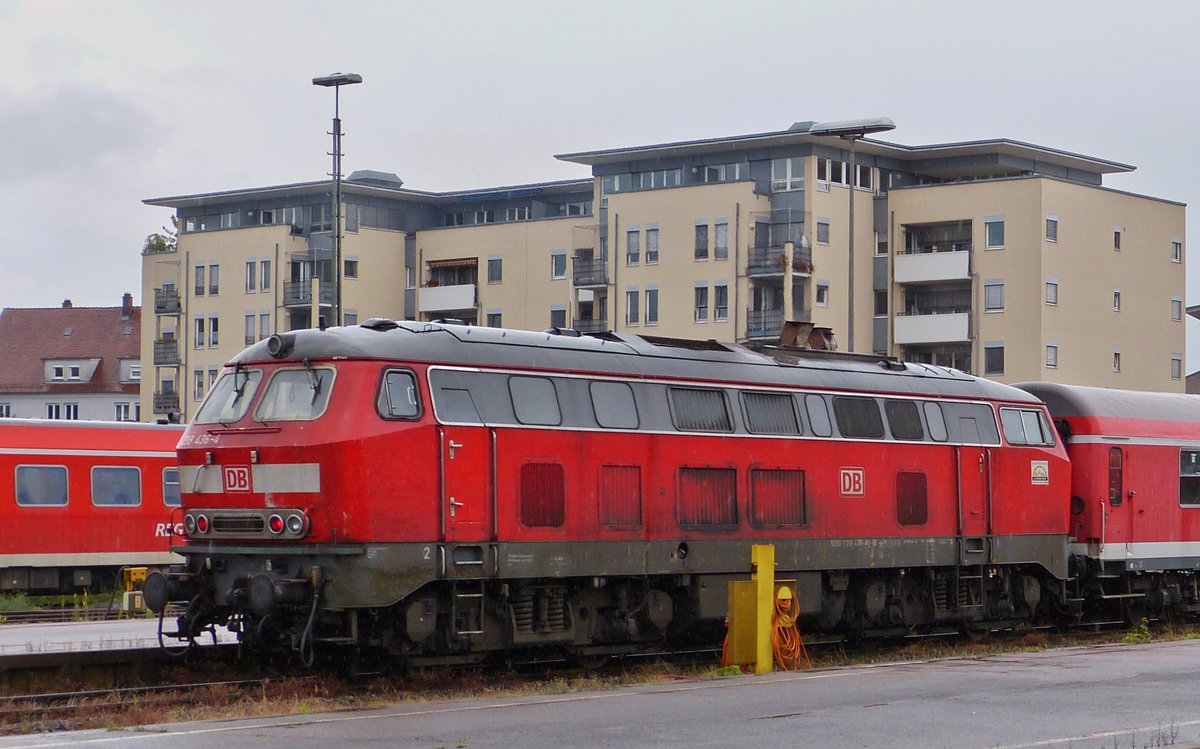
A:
8 639 1200 748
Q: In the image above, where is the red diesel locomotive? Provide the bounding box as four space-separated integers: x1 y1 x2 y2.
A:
146 320 1073 660
0 418 185 592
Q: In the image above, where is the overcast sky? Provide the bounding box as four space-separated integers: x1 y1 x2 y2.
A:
3 0 1197 365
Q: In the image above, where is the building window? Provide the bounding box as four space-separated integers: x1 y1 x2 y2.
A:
694 224 709 260
46 403 61 419
208 316 219 347
625 289 639 326
985 219 1005 249
549 307 566 329
1113 289 1121 312
1046 216 1058 242
645 227 659 264
261 259 271 291
855 164 872 190
984 280 1005 312
209 264 220 295
771 157 804 191
244 314 255 346
816 220 831 245
626 230 640 265
694 286 708 322
487 311 502 328
1046 281 1059 305
68 365 80 380
259 313 270 341
474 209 496 224
984 344 1005 375
1173 239 1183 263
1113 351 1122 372
645 288 659 325
193 369 205 400
714 283 728 322
551 252 567 279
194 265 205 296
1172 297 1183 321
406 266 416 289
507 206 531 221
816 159 847 186
1114 229 1122 250
714 222 729 260
1172 355 1183 381
816 282 829 307
245 260 256 292
51 365 64 380
874 290 888 316
487 257 502 284
0 403 11 417
344 258 358 279
194 318 205 349
63 403 78 420
1046 344 1058 368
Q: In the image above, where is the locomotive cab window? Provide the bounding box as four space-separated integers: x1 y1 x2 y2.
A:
999 407 1055 446
742 392 801 435
255 366 335 422
669 387 732 432
509 376 562 426
884 399 924 441
194 368 263 424
92 466 141 506
591 381 639 429
163 467 181 507
832 396 885 439
805 394 833 437
923 402 948 442
15 465 67 506
377 370 420 419
1180 450 1200 506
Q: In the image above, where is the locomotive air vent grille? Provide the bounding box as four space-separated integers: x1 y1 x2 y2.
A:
212 514 266 534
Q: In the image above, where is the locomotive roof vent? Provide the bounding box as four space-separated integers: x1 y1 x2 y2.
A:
361 317 400 332
878 359 907 371
544 327 582 337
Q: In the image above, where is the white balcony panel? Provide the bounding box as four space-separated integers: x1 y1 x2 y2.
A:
894 251 970 284
894 312 970 344
419 284 476 313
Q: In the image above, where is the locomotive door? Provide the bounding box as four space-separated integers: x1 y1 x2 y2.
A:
440 426 493 542
956 445 990 547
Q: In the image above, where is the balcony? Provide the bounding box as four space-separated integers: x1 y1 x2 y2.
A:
895 248 970 284
573 318 608 334
153 391 180 414
573 258 609 288
283 281 334 307
153 339 180 366
154 288 181 314
419 284 477 314
746 245 813 277
894 311 970 344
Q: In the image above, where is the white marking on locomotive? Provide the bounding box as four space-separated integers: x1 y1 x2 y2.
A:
223 465 252 492
840 467 865 496
180 463 321 494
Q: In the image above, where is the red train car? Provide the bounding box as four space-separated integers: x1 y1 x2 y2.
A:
0 418 185 592
1018 383 1200 619
148 321 1071 660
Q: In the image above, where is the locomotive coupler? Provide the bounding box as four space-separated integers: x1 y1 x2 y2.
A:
144 570 199 614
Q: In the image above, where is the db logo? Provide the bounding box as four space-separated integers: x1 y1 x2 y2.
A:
839 467 865 497
223 465 252 493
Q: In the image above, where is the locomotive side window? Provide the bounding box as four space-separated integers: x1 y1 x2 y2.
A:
92 466 142 506
433 386 483 424
884 400 924 441
590 381 639 429
1180 450 1200 506
509 376 562 426
255 367 335 422
599 465 642 526
750 468 806 526
163 467 181 507
923 402 948 442
194 368 262 424
832 397 885 439
377 370 420 419
896 472 928 526
742 392 801 435
1108 447 1124 507
15 465 67 506
804 395 833 437
678 467 737 527
999 408 1055 446
941 402 1001 445
519 462 565 527
669 387 732 432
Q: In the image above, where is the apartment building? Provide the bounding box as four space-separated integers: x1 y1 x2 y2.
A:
142 120 1186 420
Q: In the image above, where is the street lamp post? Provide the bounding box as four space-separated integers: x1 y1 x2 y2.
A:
312 72 363 328
806 118 895 352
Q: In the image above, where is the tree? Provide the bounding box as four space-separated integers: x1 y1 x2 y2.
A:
142 215 178 254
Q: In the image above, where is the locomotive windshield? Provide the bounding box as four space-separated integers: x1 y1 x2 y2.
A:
254 366 335 422
195 368 263 424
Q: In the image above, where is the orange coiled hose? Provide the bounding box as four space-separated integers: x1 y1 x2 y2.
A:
771 594 811 671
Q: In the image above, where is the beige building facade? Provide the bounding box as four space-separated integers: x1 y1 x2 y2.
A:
142 122 1186 421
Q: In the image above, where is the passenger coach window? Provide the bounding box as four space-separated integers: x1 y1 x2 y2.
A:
256 367 335 422
743 392 801 435
509 376 562 426
1180 450 1200 506
669 387 732 432
194 368 262 424
884 400 924 441
163 467 181 507
1000 408 1055 446
15 465 67 506
378 370 420 419
924 402 948 442
92 466 141 506
805 394 833 437
591 381 639 429
832 397 885 439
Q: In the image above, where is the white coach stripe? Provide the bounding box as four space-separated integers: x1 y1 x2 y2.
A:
0 447 176 459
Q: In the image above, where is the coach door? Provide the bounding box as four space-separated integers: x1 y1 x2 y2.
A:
440 425 494 543
957 445 990 555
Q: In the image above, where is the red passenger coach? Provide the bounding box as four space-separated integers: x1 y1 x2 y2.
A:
148 321 1072 661
1019 383 1200 618
0 418 185 592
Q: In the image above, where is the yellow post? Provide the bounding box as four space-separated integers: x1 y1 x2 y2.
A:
751 544 775 674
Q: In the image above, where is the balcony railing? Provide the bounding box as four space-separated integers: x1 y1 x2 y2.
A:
573 318 608 334
283 281 335 307
745 309 784 339
153 340 180 366
154 288 181 314
746 245 813 277
418 284 477 313
903 240 972 255
153 391 180 413
572 259 609 287
894 311 971 345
